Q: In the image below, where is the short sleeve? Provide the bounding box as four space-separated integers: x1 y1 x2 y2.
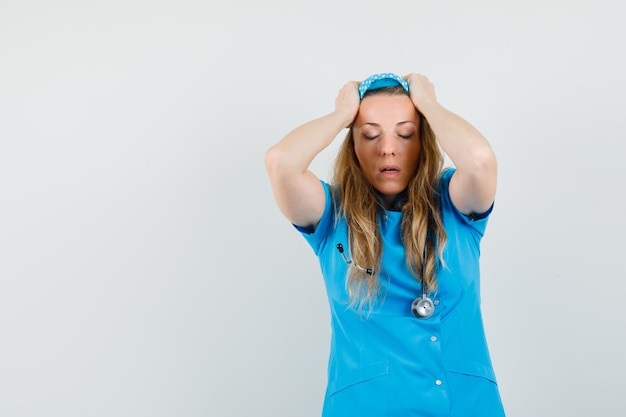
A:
294 180 335 255
439 168 493 237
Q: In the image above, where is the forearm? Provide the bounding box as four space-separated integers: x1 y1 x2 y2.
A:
419 100 497 214
420 102 496 175
265 109 354 177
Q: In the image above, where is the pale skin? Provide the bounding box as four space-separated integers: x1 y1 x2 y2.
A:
265 74 497 229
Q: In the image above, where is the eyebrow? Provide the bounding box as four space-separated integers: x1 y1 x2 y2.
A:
360 121 417 127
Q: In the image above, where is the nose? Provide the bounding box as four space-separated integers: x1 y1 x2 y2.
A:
380 133 397 156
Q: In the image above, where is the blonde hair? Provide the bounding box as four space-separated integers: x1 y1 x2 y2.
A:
331 86 447 311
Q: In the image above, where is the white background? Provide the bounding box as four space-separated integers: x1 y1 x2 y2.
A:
1 1 625 416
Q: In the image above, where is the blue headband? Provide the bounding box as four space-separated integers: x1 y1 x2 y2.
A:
358 73 409 99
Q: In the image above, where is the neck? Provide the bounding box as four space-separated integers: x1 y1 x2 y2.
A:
378 190 407 211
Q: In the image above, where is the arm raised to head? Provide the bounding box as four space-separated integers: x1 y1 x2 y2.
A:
404 73 497 216
265 81 360 229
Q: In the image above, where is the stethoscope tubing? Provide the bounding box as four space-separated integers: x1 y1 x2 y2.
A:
336 243 435 319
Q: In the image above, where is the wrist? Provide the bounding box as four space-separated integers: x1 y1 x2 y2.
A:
333 107 358 128
414 99 443 118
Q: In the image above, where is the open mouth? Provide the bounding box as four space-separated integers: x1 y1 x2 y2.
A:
381 167 399 173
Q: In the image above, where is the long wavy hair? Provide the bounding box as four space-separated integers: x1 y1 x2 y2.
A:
331 86 447 311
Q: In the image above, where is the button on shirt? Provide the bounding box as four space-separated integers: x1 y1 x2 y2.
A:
298 169 505 417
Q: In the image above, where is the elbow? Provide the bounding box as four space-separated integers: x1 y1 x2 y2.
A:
264 145 277 173
264 145 285 176
469 145 497 178
265 144 298 179
471 146 498 201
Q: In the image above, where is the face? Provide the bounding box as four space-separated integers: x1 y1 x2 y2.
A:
353 94 421 208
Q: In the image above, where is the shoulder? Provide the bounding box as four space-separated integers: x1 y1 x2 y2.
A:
436 167 455 197
295 180 334 231
294 180 340 253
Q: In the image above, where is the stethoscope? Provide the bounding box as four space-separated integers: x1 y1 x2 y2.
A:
336 243 435 319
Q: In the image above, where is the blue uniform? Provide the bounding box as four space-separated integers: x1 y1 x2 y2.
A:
297 169 505 417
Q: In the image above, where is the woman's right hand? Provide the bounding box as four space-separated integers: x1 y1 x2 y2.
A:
334 81 361 128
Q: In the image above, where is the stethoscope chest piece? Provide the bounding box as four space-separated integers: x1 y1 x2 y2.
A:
411 296 435 319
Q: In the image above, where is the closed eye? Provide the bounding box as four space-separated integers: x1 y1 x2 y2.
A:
364 134 380 140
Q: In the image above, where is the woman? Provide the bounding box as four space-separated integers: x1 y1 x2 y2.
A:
265 73 505 416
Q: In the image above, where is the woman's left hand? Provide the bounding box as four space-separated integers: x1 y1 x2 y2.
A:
404 73 438 113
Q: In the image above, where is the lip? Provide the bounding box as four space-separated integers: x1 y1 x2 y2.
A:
379 165 400 179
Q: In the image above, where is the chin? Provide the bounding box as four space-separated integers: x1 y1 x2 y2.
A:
376 185 406 198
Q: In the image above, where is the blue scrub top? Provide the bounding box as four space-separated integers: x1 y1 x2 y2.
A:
297 169 505 417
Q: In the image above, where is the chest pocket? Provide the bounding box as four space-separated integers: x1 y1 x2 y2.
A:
324 361 389 417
